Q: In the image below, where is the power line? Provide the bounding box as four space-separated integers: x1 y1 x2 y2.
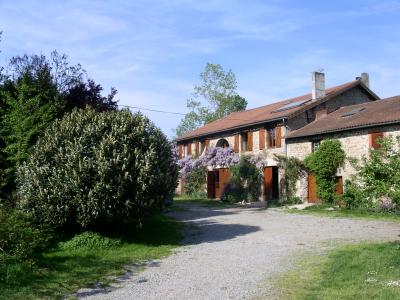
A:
118 104 283 123
118 104 186 116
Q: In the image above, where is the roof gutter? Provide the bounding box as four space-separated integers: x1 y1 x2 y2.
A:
286 120 400 140
176 116 289 142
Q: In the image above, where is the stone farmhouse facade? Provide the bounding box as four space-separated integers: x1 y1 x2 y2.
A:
176 71 400 202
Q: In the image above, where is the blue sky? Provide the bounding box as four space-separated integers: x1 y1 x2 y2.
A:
1 0 400 137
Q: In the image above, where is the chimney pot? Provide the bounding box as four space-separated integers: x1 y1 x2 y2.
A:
312 71 325 100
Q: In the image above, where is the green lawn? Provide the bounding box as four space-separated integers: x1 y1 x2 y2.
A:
287 204 400 222
276 242 400 299
174 195 233 208
0 214 183 300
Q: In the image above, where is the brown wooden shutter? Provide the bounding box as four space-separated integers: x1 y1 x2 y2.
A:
276 126 282 148
259 128 265 150
205 139 210 150
195 141 199 156
247 131 253 151
178 144 183 159
234 134 239 153
187 143 192 155
369 132 384 149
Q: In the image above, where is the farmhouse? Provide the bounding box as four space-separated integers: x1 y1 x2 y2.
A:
176 71 400 202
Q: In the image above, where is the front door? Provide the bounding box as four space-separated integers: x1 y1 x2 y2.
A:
307 173 319 203
264 166 279 201
207 171 216 199
207 169 230 199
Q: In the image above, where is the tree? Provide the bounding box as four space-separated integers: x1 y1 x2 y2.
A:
176 63 247 136
18 109 178 231
0 50 118 201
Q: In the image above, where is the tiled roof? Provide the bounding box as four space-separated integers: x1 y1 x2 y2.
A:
286 96 400 139
176 80 371 141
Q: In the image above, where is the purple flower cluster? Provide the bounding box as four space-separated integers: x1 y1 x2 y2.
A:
248 153 268 170
202 147 239 169
176 147 240 179
378 196 395 211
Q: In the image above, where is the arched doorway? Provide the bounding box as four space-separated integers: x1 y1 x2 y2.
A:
216 138 229 148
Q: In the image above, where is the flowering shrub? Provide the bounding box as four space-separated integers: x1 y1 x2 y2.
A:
177 147 239 179
248 153 268 170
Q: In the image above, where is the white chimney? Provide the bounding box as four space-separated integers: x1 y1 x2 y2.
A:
359 72 370 88
312 71 325 100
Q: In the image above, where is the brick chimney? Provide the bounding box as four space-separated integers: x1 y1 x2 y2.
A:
312 71 325 101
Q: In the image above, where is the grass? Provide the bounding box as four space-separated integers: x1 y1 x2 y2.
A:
0 214 183 300
174 195 233 208
287 204 400 222
276 242 400 299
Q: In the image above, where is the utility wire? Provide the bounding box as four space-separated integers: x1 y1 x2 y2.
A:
118 104 186 115
118 104 281 123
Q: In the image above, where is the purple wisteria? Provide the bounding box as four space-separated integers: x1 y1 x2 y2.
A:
176 146 269 179
177 147 239 179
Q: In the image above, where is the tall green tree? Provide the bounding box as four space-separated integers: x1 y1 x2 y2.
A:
176 63 247 137
0 49 118 202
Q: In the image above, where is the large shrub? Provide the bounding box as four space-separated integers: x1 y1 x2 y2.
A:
222 156 262 202
344 136 400 210
0 206 52 261
304 140 346 204
17 109 178 231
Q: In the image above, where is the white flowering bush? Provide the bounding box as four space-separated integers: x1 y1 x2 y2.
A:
17 109 178 231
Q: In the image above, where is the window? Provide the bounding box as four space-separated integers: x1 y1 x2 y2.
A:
369 131 384 149
267 126 282 148
240 132 253 151
241 132 248 151
312 140 321 152
259 128 265 150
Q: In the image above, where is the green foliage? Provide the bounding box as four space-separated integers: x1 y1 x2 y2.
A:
176 63 247 136
0 50 118 202
342 179 371 209
345 136 400 209
0 213 183 299
274 154 305 201
0 206 52 262
17 109 178 231
222 156 261 202
304 140 346 203
184 166 207 197
59 232 121 251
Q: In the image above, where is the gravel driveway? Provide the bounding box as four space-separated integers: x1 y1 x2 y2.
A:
78 203 400 300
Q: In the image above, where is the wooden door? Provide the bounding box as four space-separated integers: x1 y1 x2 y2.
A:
307 174 318 203
217 168 230 198
335 176 343 195
264 167 273 200
207 171 216 199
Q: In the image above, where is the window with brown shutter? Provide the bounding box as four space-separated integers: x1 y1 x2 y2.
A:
369 131 384 149
187 143 192 156
234 134 239 153
205 139 210 150
195 141 199 156
178 144 183 159
247 131 253 151
276 126 282 148
266 126 282 148
259 128 265 150
241 132 248 151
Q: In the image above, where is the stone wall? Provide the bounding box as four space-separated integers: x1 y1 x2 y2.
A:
287 124 400 201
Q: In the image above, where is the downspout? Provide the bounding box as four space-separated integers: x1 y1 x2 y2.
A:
283 118 288 158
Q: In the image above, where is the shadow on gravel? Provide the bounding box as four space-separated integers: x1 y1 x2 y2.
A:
184 220 261 244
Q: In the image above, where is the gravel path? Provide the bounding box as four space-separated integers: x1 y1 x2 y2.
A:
78 203 400 300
